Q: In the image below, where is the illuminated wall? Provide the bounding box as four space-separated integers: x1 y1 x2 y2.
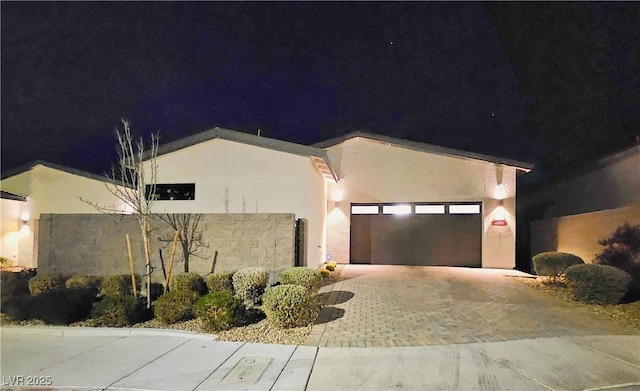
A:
323 136 521 268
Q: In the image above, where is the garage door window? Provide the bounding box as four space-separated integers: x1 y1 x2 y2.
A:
351 205 379 215
449 204 481 214
415 204 445 214
382 204 411 215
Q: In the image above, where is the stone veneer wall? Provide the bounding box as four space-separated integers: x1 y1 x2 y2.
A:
37 213 296 282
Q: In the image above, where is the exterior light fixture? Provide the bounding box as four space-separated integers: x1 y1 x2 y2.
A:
491 200 507 226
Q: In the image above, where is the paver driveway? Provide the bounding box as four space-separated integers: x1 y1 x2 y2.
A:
305 265 639 348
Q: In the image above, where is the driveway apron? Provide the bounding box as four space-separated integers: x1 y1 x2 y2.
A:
305 265 639 348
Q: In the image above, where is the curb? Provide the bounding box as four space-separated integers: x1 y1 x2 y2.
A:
0 326 218 340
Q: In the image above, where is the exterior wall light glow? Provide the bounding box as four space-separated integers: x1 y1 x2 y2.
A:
492 201 508 226
331 187 344 202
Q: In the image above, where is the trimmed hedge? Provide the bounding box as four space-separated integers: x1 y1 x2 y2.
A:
101 274 140 297
153 290 199 324
194 291 240 331
28 273 65 295
205 271 235 293
65 275 99 292
30 288 96 325
91 294 148 326
565 263 634 304
262 284 315 328
532 252 584 276
232 267 268 308
279 267 321 293
170 273 206 295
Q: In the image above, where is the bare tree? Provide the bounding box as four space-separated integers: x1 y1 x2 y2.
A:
80 119 159 308
157 213 209 273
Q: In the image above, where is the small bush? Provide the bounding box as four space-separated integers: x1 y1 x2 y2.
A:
1 271 32 306
262 284 315 328
205 271 235 293
101 274 140 297
153 290 199 324
65 275 99 292
30 287 96 324
194 291 240 331
28 273 65 295
170 272 206 295
565 263 634 304
280 267 322 293
325 262 336 272
320 268 331 278
0 257 12 266
91 294 148 326
595 222 640 285
532 252 584 277
1 293 31 321
232 267 269 308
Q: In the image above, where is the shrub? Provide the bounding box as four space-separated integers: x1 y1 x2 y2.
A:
205 271 235 293
101 274 141 297
0 257 12 266
170 272 206 295
262 284 315 328
565 263 634 304
91 294 148 326
532 252 584 277
232 267 269 308
325 262 336 272
30 287 96 324
28 273 65 295
194 291 240 331
153 290 199 324
320 268 331 278
65 275 99 292
1 271 32 306
279 267 322 293
595 223 640 284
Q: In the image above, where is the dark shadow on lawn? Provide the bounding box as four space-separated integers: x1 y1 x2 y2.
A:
314 306 346 325
315 290 354 306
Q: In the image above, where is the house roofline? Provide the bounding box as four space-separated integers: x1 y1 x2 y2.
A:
314 131 535 172
147 127 339 182
1 160 113 183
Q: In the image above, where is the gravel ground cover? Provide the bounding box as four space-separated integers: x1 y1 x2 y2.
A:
512 276 640 330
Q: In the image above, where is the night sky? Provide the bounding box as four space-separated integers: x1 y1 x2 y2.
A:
2 2 638 181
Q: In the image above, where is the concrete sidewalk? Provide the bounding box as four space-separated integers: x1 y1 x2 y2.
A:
2 327 639 390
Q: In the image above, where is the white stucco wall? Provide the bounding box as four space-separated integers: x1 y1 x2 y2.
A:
145 138 329 268
0 164 126 268
324 137 518 268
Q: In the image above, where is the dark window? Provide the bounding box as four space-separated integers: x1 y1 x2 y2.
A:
146 183 195 201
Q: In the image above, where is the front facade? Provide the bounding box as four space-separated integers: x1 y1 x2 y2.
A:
2 129 533 271
142 128 336 268
145 128 532 269
317 133 532 269
0 161 127 268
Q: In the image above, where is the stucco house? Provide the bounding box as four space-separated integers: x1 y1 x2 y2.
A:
528 143 640 263
0 161 128 268
144 128 533 269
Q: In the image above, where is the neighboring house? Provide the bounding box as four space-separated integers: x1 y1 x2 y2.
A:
144 128 533 269
0 161 128 268
528 143 640 264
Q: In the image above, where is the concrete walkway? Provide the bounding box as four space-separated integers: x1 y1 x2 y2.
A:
2 327 639 390
306 265 640 347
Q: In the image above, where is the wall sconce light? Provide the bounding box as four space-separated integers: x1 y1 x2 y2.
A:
331 187 344 202
21 218 28 226
491 200 508 226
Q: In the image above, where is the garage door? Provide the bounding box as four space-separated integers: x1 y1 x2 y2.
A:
350 203 482 267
